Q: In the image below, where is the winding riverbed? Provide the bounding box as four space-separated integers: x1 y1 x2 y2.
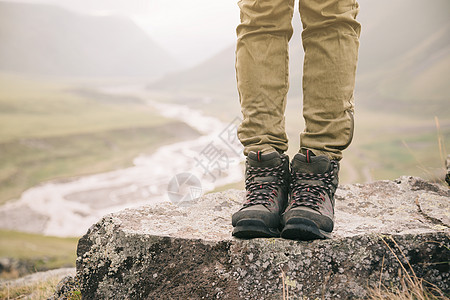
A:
0 86 245 237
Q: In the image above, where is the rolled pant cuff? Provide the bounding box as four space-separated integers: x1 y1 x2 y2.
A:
300 148 342 161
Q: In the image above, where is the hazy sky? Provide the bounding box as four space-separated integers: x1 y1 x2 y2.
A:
3 0 240 67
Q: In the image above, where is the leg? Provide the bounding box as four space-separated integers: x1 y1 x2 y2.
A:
236 0 295 155
232 0 294 238
281 0 361 240
299 0 361 160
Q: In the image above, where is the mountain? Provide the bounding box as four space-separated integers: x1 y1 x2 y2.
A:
148 14 304 97
150 0 450 115
148 45 237 96
0 2 179 78
355 0 450 113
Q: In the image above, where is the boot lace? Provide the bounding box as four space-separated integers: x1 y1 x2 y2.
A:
289 161 338 210
243 157 287 208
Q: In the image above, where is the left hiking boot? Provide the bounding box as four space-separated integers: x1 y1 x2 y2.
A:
281 150 339 240
232 151 289 238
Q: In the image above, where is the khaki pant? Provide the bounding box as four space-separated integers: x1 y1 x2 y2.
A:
236 0 361 160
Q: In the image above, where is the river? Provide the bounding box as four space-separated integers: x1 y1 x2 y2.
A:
0 86 245 237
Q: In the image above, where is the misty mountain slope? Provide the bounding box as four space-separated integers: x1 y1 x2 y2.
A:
355 0 450 108
0 2 179 77
149 14 304 97
149 45 237 96
357 0 450 74
376 25 450 102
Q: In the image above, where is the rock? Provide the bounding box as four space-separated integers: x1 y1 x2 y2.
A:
49 275 81 300
76 177 449 299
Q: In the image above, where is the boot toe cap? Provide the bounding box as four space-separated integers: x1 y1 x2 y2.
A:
232 205 280 228
282 208 334 233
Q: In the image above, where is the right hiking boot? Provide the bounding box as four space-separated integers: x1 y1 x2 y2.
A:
281 150 339 240
232 150 289 238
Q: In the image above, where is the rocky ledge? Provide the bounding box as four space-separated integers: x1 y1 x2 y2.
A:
73 176 449 299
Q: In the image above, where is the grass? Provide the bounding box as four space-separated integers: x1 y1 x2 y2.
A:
0 276 62 300
368 236 448 300
0 230 78 279
0 274 81 300
0 74 199 204
360 129 449 183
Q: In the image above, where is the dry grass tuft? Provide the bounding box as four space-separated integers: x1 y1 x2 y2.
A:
0 276 60 300
0 275 81 300
368 236 448 300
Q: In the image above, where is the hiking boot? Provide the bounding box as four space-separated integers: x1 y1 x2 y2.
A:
232 150 289 238
281 150 339 240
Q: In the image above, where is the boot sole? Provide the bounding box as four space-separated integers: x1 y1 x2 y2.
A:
232 219 280 238
281 218 332 240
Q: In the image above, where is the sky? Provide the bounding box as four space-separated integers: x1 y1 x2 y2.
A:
5 0 446 69
3 0 241 67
